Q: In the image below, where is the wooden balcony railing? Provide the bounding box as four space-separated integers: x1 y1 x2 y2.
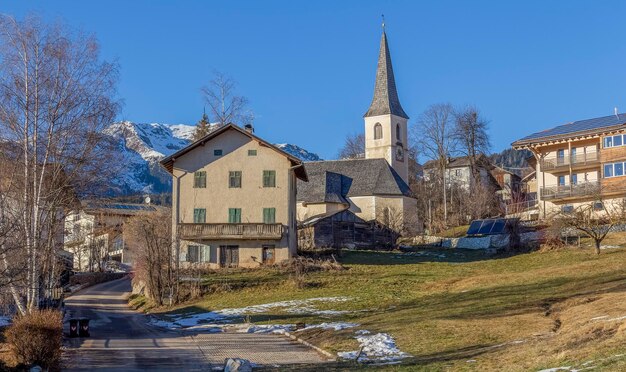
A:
541 151 600 171
540 181 601 200
178 223 284 240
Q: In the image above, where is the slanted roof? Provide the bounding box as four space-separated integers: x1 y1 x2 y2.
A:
423 155 492 170
82 201 159 216
159 123 308 181
512 113 626 147
364 31 409 119
297 158 412 204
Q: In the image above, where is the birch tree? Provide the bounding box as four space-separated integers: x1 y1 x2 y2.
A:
413 103 457 224
0 15 119 313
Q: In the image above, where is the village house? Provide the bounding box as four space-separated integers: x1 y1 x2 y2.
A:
512 113 626 218
296 29 419 238
160 124 308 268
422 155 498 191
64 201 157 270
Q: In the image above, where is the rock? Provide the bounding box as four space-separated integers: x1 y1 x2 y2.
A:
224 358 253 372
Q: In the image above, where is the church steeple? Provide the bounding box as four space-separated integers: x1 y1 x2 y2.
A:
364 29 409 119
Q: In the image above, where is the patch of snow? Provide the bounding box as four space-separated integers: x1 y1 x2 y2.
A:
537 368 572 372
237 324 293 335
298 322 359 332
601 245 621 249
590 315 609 321
152 297 351 329
338 332 410 362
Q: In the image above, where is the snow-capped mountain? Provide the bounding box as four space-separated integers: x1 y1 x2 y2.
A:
104 121 321 195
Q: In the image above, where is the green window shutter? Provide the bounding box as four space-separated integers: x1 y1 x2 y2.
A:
263 208 275 224
194 171 206 188
263 170 276 187
228 208 241 223
193 209 206 223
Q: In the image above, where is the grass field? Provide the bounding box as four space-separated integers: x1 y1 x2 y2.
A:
145 236 626 371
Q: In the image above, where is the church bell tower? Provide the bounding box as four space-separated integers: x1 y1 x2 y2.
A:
363 26 409 183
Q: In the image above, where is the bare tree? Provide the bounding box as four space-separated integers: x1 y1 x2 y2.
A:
558 199 626 255
126 209 174 306
201 71 251 126
453 105 491 177
413 103 457 224
337 133 365 159
0 15 119 313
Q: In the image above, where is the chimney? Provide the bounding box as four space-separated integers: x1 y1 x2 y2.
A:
244 124 254 134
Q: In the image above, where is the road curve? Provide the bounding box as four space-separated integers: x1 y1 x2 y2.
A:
62 277 328 371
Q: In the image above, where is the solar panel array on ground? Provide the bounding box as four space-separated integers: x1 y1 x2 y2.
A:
466 218 517 236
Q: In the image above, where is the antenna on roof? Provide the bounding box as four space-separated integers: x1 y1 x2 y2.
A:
381 14 385 30
615 107 620 119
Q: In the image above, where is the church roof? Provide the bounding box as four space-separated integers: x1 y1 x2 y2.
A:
298 158 413 204
364 31 409 119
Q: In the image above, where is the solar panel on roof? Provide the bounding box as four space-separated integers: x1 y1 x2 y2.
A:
466 221 483 235
517 113 626 143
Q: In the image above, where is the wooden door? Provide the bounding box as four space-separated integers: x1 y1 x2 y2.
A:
219 245 239 268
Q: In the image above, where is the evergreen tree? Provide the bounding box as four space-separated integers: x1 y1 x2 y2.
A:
193 111 212 141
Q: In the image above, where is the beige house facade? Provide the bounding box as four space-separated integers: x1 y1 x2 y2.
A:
512 113 626 218
161 124 307 268
297 29 419 235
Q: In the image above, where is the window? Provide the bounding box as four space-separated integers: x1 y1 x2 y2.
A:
229 171 242 188
396 124 401 141
605 164 614 177
557 149 565 165
187 245 200 263
570 147 577 163
603 161 626 178
214 149 223 156
593 201 604 211
263 208 276 224
193 171 206 188
561 205 574 214
263 170 276 187
603 134 626 148
558 175 565 186
571 174 577 185
374 123 383 139
193 208 206 223
613 163 624 176
228 208 241 223
248 149 257 156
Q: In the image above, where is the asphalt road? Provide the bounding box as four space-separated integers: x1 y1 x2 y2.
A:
62 277 327 371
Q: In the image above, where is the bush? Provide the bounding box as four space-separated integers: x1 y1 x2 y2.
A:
4 310 63 369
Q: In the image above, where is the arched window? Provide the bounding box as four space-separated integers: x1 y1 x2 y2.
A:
374 123 383 140
396 124 401 141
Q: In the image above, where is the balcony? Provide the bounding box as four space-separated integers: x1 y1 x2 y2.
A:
540 181 601 201
541 151 600 171
178 223 285 240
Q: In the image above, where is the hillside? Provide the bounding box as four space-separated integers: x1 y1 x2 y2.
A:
490 148 533 175
104 121 321 195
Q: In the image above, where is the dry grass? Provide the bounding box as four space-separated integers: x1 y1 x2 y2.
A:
145 241 626 371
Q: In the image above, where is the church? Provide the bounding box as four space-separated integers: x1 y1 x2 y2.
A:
297 28 419 237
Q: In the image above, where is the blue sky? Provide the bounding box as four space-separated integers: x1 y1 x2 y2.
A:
4 0 626 160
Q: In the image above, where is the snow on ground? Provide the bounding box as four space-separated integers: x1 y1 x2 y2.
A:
338 331 410 362
150 297 351 329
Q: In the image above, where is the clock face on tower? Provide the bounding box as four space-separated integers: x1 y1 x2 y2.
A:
395 146 404 162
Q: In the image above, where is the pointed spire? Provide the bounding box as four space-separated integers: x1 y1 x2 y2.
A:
364 28 409 119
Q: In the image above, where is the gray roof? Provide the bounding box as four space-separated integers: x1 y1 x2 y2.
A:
364 31 409 119
298 158 412 204
513 113 626 146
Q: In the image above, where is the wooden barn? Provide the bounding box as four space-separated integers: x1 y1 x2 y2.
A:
298 209 397 250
